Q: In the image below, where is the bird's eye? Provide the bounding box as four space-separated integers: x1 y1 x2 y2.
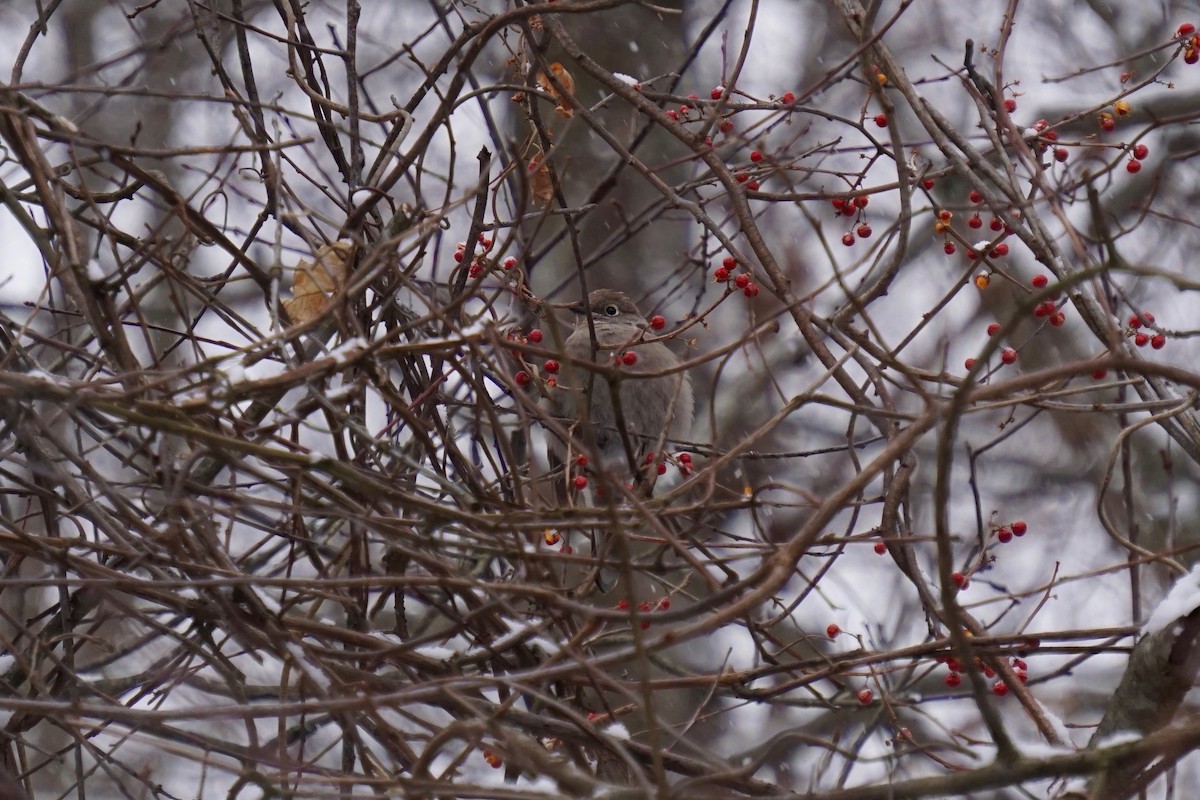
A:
603 304 620 316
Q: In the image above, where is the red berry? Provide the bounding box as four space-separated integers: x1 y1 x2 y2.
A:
678 452 692 464
858 688 873 705
658 598 671 610
1092 368 1107 380
503 256 518 270
750 150 763 162
855 195 869 208
989 216 1003 231
944 242 957 255
997 527 1013 543
1134 332 1150 347
743 283 759 298
1041 129 1058 142
874 542 887 555
1012 520 1027 536
986 323 1001 336
923 178 935 190
1000 348 1017 365
747 180 760 191
1142 312 1156 325
573 475 588 490
1016 670 1029 683
873 113 888 127
528 329 544 343
1133 143 1149 160
1100 115 1116 132
666 110 678 121
945 672 962 687
842 232 856 247
969 190 983 204
781 91 796 105
826 624 840 638
735 171 748 183
856 224 872 238
734 273 750 289
1189 47 1200 65
616 598 630 610
649 314 666 330
832 198 847 210
714 266 731 283
993 681 1008 697
723 256 737 269
968 214 983 229
964 357 976 369
543 359 560 374
947 657 962 672
621 351 638 366
1003 98 1017 113
711 86 724 100
576 454 589 467
1129 314 1142 329
1151 333 1167 349
1031 274 1048 288
952 572 967 589
1033 301 1052 318
515 370 531 386
718 118 734 133
991 243 1009 257
656 462 667 475
1126 159 1142 174
1179 23 1196 37
1055 147 1069 162
1049 312 1066 327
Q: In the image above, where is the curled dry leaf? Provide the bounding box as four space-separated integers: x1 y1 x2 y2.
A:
284 241 351 323
529 156 553 208
537 62 575 119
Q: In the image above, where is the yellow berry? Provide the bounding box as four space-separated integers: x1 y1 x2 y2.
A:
1114 99 1132 116
974 272 991 289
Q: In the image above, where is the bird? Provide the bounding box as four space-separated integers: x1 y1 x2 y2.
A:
547 289 693 483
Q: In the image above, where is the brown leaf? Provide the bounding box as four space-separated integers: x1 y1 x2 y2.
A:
283 241 351 323
529 157 553 208
537 62 575 119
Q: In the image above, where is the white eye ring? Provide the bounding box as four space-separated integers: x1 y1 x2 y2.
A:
603 304 619 316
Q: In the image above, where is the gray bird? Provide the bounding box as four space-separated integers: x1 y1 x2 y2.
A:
548 289 693 480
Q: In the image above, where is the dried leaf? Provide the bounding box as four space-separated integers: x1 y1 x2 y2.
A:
529 157 553 208
537 62 575 119
283 241 351 323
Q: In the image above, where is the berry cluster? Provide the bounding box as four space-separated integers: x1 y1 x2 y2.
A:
993 519 1028 544
615 596 672 629
543 527 574 554
1128 311 1167 350
1181 22 1199 63
713 255 760 297
939 653 1030 695
456 232 497 279
659 84 798 189
833 195 872 246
